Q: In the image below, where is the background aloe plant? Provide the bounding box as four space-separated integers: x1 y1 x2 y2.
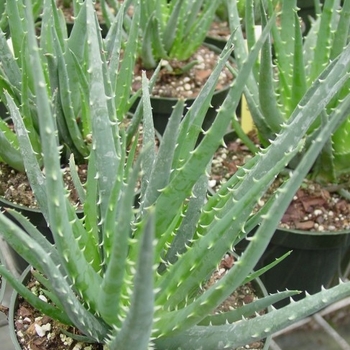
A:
129 0 221 70
2 0 350 349
0 0 138 171
215 0 262 24
228 0 350 185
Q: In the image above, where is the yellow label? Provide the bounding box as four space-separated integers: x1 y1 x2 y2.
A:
241 94 255 134
240 25 261 134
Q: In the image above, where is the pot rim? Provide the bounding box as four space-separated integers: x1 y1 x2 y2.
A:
268 226 350 250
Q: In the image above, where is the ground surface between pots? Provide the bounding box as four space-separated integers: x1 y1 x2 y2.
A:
210 132 350 233
9 260 268 350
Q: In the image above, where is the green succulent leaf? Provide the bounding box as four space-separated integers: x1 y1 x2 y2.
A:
154 280 350 350
5 92 45 203
0 31 21 95
2 2 350 349
98 149 142 327
258 4 285 131
0 212 107 341
198 289 299 326
137 0 220 68
108 213 155 350
236 0 350 182
25 0 103 311
0 117 24 172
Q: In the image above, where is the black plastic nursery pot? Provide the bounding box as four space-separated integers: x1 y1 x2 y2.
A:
204 34 228 52
251 277 272 350
0 197 53 244
0 195 84 242
246 227 350 308
132 83 232 136
0 100 8 119
297 0 321 34
0 198 82 276
219 131 350 307
131 43 236 136
0 198 54 276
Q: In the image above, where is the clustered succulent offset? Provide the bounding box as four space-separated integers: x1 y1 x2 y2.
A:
0 0 138 170
135 0 221 70
1 1 350 350
230 0 350 184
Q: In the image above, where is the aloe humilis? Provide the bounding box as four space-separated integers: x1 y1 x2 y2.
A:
1 1 350 349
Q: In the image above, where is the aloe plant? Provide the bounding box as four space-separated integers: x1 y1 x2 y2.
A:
229 0 350 185
0 0 138 171
215 0 262 23
2 0 350 349
130 0 221 70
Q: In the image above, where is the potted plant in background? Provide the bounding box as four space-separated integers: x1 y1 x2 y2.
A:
0 0 140 275
205 0 263 50
55 0 114 36
227 0 350 305
2 0 350 349
0 0 138 227
0 0 41 119
205 0 322 56
125 0 234 134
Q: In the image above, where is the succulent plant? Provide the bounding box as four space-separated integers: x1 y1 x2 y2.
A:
215 0 262 23
130 0 221 70
2 0 350 349
0 0 138 171
229 0 350 185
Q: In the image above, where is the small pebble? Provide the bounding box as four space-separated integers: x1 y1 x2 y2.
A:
17 330 24 338
208 180 217 188
39 295 48 302
35 323 47 337
313 209 323 216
